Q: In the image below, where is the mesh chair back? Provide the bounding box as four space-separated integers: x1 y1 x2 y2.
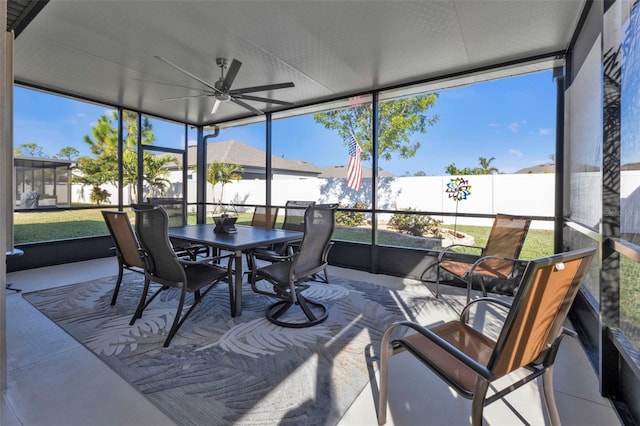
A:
489 248 595 376
102 210 144 268
480 214 531 275
145 198 186 227
282 200 316 232
293 204 337 277
251 206 279 228
133 205 185 285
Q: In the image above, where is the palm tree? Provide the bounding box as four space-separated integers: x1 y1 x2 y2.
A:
143 153 176 198
478 156 499 174
207 162 244 210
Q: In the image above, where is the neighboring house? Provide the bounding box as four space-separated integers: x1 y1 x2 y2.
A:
179 139 396 180
14 156 72 209
515 162 556 174
185 140 323 179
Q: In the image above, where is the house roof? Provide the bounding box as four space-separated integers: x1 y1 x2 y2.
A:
8 0 585 126
14 156 72 168
515 162 556 174
186 140 322 177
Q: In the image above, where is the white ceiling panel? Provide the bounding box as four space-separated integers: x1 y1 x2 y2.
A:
11 0 587 126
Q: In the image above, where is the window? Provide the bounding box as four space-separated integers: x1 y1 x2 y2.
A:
273 97 373 242
376 70 556 256
13 87 117 243
204 119 266 222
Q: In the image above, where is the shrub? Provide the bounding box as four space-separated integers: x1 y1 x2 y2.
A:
336 203 368 227
387 208 442 237
90 186 111 205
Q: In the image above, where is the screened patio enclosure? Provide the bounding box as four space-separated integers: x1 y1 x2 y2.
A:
2 0 640 423
14 157 72 209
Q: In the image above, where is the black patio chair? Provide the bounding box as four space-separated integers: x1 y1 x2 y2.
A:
249 204 337 327
130 205 234 347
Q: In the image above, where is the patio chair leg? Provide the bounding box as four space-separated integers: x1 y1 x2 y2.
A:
377 327 394 425
542 366 561 426
130 278 151 325
111 264 124 305
164 290 187 347
471 380 490 426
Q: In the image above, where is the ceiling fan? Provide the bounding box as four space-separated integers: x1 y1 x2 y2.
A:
155 56 295 115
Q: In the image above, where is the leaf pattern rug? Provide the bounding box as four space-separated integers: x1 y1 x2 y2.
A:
23 273 436 425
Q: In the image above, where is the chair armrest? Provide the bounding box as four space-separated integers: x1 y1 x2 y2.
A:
382 321 495 381
468 255 528 275
178 253 234 268
438 244 485 262
460 297 512 323
249 250 297 266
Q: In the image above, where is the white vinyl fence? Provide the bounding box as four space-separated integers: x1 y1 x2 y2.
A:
75 173 558 229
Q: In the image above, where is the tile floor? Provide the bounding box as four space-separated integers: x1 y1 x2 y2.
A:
1 258 622 426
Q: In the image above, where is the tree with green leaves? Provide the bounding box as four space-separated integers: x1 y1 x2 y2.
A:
446 157 501 175
445 163 477 175
14 143 46 157
313 94 439 163
207 161 244 210
54 147 80 161
478 157 499 174
143 154 174 198
74 110 174 204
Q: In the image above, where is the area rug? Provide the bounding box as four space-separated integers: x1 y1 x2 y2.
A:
23 272 437 425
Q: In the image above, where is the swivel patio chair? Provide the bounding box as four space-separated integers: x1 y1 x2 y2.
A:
435 213 531 304
130 205 234 347
249 204 337 327
378 247 596 426
101 210 145 305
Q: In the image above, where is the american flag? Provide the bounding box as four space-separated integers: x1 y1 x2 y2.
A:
346 133 363 191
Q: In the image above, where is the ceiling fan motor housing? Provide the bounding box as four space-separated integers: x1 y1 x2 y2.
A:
214 80 231 101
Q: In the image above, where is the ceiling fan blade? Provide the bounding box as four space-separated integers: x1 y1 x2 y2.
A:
211 99 222 114
155 56 220 93
234 94 294 106
230 82 295 95
222 59 242 91
231 98 264 115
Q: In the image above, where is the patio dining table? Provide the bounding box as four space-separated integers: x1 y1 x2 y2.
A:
168 224 303 316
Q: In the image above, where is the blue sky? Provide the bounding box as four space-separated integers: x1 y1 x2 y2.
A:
14 70 556 176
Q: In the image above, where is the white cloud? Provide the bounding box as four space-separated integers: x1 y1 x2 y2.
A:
488 123 499 127
508 122 520 133
509 148 523 157
539 128 551 135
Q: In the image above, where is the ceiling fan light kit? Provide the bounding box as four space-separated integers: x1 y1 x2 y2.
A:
157 56 295 116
